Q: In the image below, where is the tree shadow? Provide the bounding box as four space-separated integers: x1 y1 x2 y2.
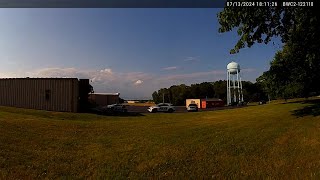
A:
282 100 305 104
94 112 144 117
292 99 320 117
102 112 145 117
85 109 145 117
282 98 320 105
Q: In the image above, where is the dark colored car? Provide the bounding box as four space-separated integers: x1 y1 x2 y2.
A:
259 100 266 105
106 104 128 112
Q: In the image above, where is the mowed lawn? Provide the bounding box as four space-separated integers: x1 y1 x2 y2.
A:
1 99 320 179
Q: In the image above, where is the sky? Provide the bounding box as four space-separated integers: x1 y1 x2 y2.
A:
0 8 282 99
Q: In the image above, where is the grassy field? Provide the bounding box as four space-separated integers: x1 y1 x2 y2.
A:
1 98 320 179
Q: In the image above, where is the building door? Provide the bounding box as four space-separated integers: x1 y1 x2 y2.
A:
201 101 206 109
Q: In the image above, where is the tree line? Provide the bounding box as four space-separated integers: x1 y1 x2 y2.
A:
152 81 267 105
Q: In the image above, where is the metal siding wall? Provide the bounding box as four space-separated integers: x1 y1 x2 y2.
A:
6 80 9 105
10 79 15 106
97 95 108 106
70 79 73 112
90 95 119 107
5 80 8 105
8 79 11 106
73 79 79 112
29 80 34 109
20 79 24 107
19 79 23 108
0 78 80 112
66 79 70 112
0 80 4 105
67 79 70 111
108 95 119 105
5 80 9 106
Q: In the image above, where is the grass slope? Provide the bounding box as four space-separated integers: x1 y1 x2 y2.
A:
1 99 320 179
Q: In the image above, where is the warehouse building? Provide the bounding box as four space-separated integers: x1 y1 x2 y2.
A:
0 78 90 112
88 93 120 107
186 98 224 109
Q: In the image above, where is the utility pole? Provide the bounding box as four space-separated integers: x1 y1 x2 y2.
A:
162 93 164 103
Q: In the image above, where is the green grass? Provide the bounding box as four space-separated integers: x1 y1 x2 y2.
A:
1 98 320 179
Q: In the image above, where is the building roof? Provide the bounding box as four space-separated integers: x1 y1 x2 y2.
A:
201 98 223 101
91 93 120 96
187 98 223 101
0 77 79 80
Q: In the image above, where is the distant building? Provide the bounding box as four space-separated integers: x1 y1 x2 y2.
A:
0 78 90 112
126 100 139 104
88 93 120 107
186 98 224 109
185 99 201 108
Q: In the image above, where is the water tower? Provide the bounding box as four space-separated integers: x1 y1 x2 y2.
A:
227 61 244 105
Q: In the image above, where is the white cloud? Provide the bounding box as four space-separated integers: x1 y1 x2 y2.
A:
100 68 112 74
162 66 178 70
0 72 16 78
0 67 231 99
134 80 143 85
27 67 79 78
184 56 199 62
158 70 225 81
241 68 256 73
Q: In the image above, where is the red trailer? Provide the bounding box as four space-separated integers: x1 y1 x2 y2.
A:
201 98 224 109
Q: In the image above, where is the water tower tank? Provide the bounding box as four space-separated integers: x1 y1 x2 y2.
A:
227 61 240 74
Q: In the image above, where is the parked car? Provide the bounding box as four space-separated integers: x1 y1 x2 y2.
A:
106 104 127 112
148 103 175 113
258 100 266 105
187 103 198 112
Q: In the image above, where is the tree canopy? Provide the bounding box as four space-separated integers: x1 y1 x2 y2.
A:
218 2 319 54
219 2 320 99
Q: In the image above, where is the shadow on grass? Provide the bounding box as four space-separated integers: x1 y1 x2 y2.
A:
292 99 320 117
282 100 305 104
282 98 320 105
86 110 145 117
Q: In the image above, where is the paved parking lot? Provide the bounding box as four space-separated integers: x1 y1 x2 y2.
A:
126 105 246 113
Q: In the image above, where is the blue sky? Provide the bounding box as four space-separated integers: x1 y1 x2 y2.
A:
0 8 282 99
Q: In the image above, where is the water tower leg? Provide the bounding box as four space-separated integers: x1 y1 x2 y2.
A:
233 75 236 103
228 72 231 105
237 71 241 103
240 76 244 102
227 71 229 105
228 71 231 105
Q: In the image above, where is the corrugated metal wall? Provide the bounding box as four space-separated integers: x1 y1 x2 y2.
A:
0 78 79 112
88 94 119 106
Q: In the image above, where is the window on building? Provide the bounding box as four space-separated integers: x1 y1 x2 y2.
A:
45 90 51 101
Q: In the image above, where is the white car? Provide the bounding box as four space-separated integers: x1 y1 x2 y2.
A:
187 103 198 112
148 103 175 113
